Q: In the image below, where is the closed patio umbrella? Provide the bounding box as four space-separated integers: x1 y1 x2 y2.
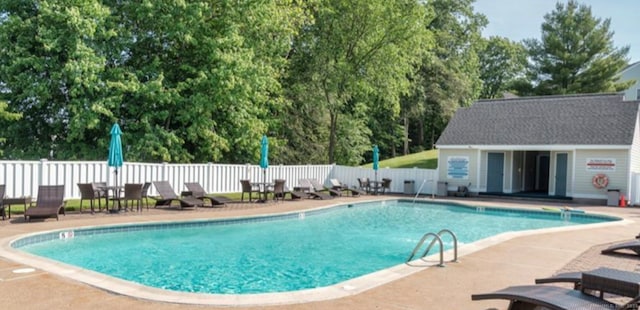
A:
260 135 269 181
373 145 379 182
107 123 123 210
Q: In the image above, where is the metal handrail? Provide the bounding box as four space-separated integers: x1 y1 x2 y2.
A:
406 232 444 266
423 229 458 263
406 229 459 267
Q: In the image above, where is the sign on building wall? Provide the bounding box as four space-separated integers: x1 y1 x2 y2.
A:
447 156 469 179
586 158 616 171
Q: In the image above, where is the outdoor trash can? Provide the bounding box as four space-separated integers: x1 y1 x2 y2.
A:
607 189 620 206
404 180 415 195
437 181 448 196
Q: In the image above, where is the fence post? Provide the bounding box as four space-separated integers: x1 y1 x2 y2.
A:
38 158 47 187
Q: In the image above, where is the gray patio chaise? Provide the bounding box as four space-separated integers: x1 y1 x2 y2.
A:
184 182 233 206
329 179 366 197
152 181 203 209
298 179 333 200
472 285 616 310
535 271 583 289
24 185 65 221
308 179 341 197
601 240 640 256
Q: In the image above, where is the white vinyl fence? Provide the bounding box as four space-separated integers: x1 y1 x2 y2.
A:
0 159 438 200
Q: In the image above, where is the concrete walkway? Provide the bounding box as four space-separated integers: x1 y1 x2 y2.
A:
0 196 639 310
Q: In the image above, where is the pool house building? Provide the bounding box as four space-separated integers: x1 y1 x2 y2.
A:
435 93 640 205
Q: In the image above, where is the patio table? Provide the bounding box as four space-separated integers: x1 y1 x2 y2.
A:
2 196 32 220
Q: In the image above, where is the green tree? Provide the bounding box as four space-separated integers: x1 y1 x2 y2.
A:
405 0 486 152
0 0 112 159
478 36 527 99
522 0 631 95
287 0 429 164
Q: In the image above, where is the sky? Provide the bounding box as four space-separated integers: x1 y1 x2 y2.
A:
473 0 640 63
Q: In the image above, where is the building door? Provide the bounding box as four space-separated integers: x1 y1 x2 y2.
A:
487 153 504 193
555 153 568 196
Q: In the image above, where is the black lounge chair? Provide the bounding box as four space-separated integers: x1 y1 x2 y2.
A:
299 179 333 200
308 179 341 197
184 182 233 206
24 185 66 221
152 181 203 209
601 240 640 256
472 285 616 310
535 271 583 289
329 179 365 197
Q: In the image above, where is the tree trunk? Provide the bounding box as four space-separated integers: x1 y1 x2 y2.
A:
403 115 409 155
328 111 338 164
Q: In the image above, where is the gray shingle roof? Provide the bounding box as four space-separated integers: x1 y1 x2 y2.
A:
435 93 639 146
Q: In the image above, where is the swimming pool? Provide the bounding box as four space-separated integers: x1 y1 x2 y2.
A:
9 199 621 305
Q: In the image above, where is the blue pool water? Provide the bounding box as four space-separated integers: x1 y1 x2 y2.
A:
16 200 616 294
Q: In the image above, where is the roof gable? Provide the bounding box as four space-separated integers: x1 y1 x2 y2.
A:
436 93 640 146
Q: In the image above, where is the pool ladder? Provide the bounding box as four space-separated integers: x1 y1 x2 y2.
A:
406 229 458 267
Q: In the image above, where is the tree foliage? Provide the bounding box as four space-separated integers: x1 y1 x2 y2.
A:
402 0 486 153
519 0 631 95
478 36 527 99
286 0 430 164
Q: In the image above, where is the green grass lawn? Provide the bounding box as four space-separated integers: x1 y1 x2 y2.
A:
361 149 437 169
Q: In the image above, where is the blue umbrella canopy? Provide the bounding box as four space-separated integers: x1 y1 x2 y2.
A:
260 135 269 169
372 145 379 171
108 123 123 168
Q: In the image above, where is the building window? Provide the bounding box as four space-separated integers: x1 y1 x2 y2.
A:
637 88 640 100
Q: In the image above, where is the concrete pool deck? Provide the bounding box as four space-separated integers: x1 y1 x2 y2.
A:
0 195 639 310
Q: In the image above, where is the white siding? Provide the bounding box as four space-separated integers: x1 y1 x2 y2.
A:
620 62 640 101
437 149 478 191
574 149 629 199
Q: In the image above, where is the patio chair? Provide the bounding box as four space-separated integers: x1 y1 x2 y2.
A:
240 179 261 202
77 183 102 213
308 179 341 197
266 179 287 201
92 182 108 210
120 183 143 212
454 184 469 197
371 178 391 195
0 184 5 220
184 182 233 206
152 181 203 209
24 185 65 222
471 285 616 310
357 177 370 194
141 182 152 210
329 179 365 197
601 240 640 256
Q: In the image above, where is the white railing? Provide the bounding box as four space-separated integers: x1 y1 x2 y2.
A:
0 159 438 199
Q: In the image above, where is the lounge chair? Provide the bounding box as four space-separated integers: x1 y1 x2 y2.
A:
535 271 583 289
472 285 616 310
184 182 233 206
329 179 365 196
152 181 203 209
601 240 640 256
308 179 341 197
24 185 65 222
299 179 333 200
